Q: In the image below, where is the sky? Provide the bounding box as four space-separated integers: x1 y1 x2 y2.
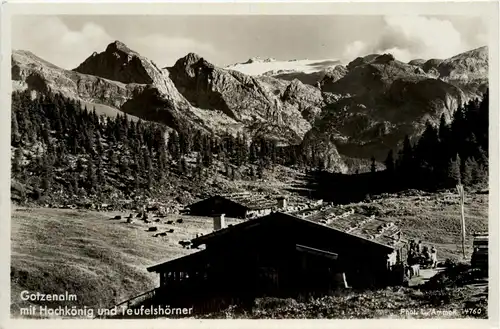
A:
12 15 489 70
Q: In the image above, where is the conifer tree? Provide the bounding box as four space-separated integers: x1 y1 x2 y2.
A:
109 151 118 168
180 157 189 175
384 150 395 172
397 135 413 171
12 147 23 175
11 112 20 146
193 153 202 179
119 157 130 177
147 167 153 190
86 162 98 193
257 159 264 179
97 158 106 188
474 163 488 186
249 141 258 163
415 121 439 174
76 158 85 172
168 131 180 160
250 165 256 180
438 113 449 142
462 157 478 186
71 172 79 196
447 153 462 186
134 170 141 191
476 146 488 168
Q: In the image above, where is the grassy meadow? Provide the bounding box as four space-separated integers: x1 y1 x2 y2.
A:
10 206 239 318
346 191 489 261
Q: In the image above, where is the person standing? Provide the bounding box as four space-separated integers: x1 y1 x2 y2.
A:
417 240 423 254
407 249 415 266
430 246 438 268
422 246 430 266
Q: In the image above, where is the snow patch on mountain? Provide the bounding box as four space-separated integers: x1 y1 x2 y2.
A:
226 58 342 76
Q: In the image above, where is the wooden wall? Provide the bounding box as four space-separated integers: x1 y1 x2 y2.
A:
188 196 248 218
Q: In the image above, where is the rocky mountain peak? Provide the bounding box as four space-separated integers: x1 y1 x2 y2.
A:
172 53 206 70
105 40 137 55
346 53 398 71
243 57 277 64
372 53 396 64
169 53 215 81
184 52 203 64
408 59 426 66
437 46 488 81
73 40 160 85
320 65 348 87
436 46 488 98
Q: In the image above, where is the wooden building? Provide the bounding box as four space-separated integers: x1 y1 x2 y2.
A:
186 193 284 218
146 208 407 312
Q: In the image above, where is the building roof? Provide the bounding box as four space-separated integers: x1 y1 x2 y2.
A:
191 208 405 250
296 244 339 260
147 250 209 273
291 205 405 249
220 192 278 210
189 192 323 214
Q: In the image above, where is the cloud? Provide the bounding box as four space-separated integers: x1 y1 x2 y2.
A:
12 16 112 69
12 16 221 69
342 15 473 62
476 33 488 45
474 19 489 46
342 40 368 61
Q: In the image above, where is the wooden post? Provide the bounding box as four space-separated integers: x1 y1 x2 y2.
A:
456 184 466 259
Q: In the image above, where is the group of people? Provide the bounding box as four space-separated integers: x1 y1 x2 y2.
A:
407 239 438 269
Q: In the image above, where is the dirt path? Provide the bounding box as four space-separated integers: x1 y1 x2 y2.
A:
408 267 445 287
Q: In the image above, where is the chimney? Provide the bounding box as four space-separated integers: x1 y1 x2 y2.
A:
277 197 287 210
213 213 226 231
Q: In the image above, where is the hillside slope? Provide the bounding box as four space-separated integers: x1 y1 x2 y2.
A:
10 207 233 318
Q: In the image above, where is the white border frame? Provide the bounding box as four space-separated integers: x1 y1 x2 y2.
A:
1 1 498 329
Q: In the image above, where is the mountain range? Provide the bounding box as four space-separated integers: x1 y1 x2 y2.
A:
11 41 488 172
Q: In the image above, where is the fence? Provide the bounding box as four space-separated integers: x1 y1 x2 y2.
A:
94 288 157 319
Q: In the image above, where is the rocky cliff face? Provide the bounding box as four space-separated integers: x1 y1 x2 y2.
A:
408 46 488 98
436 46 488 97
74 41 159 85
73 41 196 112
12 50 137 108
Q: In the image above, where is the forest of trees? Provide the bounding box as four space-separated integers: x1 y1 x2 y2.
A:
297 90 489 204
384 89 489 190
10 88 489 204
10 90 300 203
